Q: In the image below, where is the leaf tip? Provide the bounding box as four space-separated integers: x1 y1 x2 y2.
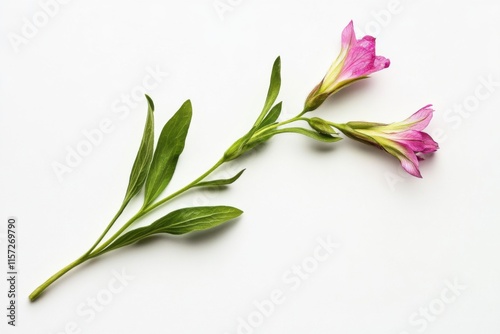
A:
181 99 193 117
274 56 281 70
183 99 192 108
145 94 155 112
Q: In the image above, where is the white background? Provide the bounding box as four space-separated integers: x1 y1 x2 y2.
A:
1 0 500 333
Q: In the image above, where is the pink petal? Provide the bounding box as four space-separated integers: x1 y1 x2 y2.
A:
392 143 422 178
420 132 439 153
338 36 390 81
376 139 423 178
393 131 428 152
341 21 356 49
373 55 391 72
398 105 434 131
382 130 439 154
373 130 423 151
399 155 423 178
389 130 422 141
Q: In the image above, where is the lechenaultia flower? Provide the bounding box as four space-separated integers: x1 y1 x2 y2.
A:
334 105 439 178
304 21 390 112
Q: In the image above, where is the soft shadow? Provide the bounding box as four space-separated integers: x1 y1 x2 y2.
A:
308 141 338 153
346 140 382 156
422 151 438 162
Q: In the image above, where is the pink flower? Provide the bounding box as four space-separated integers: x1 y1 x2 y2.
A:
334 105 439 177
305 21 390 112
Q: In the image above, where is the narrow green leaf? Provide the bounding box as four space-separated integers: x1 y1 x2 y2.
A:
275 127 342 142
250 127 342 145
194 169 245 188
258 102 282 129
101 206 243 253
123 95 155 204
253 56 281 127
144 100 192 206
261 56 281 116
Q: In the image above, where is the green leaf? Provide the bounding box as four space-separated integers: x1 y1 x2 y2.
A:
261 57 281 117
275 127 342 142
250 127 342 144
123 95 155 204
144 100 192 206
225 57 281 161
101 206 243 253
308 117 338 136
258 102 282 129
194 169 245 188
253 56 281 127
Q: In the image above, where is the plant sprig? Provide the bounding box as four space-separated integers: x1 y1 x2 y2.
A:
30 21 438 301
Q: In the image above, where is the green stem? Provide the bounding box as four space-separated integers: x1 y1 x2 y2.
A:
296 109 309 118
143 157 226 215
89 156 226 257
29 254 89 301
32 104 316 301
29 157 226 301
89 211 144 257
326 121 345 130
83 202 128 256
252 115 308 138
30 103 317 302
30 206 129 301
